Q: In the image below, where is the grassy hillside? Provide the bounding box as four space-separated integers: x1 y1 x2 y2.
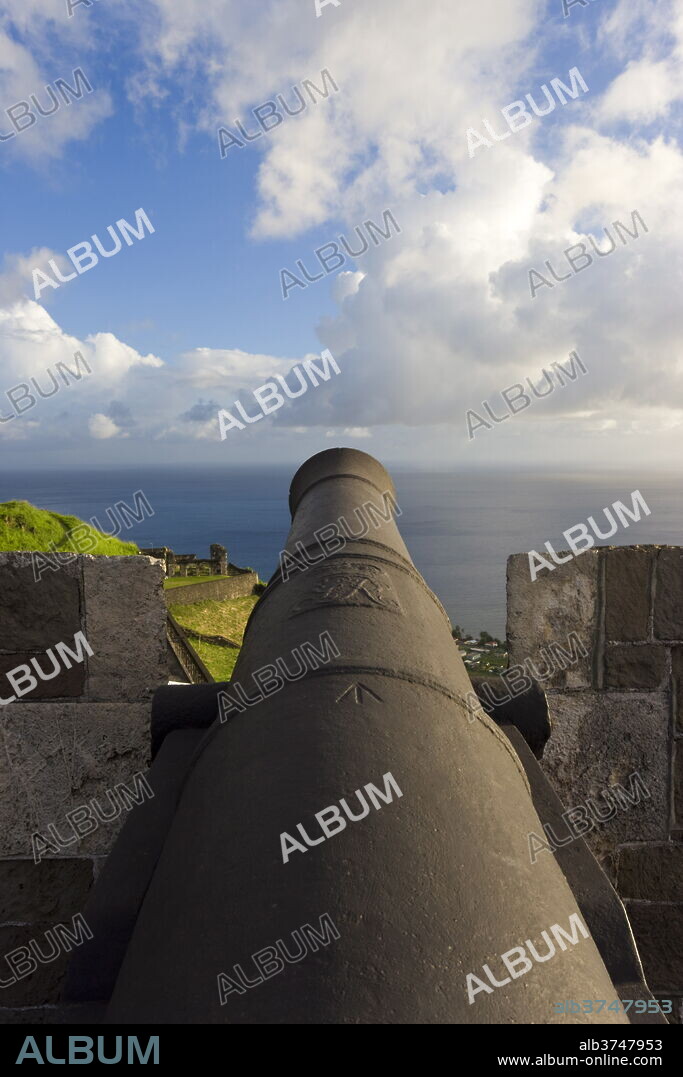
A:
0 500 139 555
169 595 259 680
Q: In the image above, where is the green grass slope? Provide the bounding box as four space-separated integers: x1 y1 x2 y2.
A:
169 595 260 680
0 500 139 555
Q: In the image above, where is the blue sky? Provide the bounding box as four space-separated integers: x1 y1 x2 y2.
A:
1 0 681 469
1 64 339 360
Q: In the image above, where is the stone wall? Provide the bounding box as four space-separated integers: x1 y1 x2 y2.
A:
140 543 229 578
163 569 259 607
0 554 167 1023
507 545 683 1021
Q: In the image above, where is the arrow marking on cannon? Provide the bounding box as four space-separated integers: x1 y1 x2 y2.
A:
336 683 383 704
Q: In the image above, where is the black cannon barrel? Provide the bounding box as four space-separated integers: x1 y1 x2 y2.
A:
100 448 640 1023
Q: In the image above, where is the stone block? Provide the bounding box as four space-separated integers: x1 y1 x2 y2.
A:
0 554 81 652
0 653 85 702
0 704 150 857
604 547 652 642
542 693 668 861
0 859 93 922
672 647 683 735
0 923 70 1006
626 904 683 994
507 551 598 689
82 557 167 701
604 645 668 690
654 548 683 639
675 741 683 831
617 845 683 902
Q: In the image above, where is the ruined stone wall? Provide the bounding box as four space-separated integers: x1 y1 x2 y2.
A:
0 554 167 1023
507 545 683 1021
163 569 259 607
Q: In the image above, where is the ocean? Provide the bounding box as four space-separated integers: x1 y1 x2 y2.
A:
1 467 680 639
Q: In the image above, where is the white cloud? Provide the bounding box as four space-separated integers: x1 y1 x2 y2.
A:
0 296 164 385
86 332 164 378
88 413 125 439
175 346 300 390
0 29 112 162
331 270 364 303
595 0 683 124
0 249 75 306
597 58 682 124
0 268 166 446
133 0 546 237
2 0 683 465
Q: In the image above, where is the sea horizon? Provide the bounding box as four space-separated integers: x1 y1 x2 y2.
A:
2 466 680 639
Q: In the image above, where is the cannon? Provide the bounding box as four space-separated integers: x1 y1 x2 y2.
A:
66 448 662 1023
